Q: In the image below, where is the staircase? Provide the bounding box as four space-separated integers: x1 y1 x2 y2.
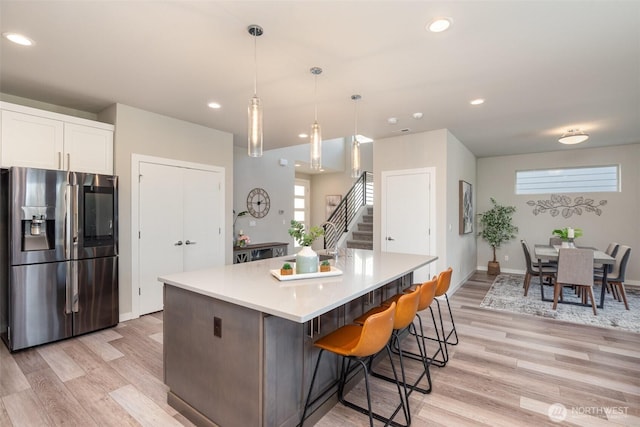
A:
347 206 373 250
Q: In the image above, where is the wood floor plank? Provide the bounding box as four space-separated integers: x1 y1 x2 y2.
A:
35 344 85 383
0 347 30 397
0 397 15 427
2 388 51 427
79 332 124 362
25 368 97 426
109 384 182 427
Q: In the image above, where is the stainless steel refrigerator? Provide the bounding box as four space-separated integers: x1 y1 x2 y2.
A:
0 167 118 351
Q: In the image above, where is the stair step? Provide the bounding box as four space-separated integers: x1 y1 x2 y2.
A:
357 223 372 232
362 214 373 223
347 240 373 250
367 206 373 215
352 231 372 241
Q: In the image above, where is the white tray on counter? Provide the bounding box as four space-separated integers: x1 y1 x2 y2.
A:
270 266 343 281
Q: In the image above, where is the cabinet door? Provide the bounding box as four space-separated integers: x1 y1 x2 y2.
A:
64 123 113 174
1 110 64 169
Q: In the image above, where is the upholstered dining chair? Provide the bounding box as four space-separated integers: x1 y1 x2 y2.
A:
595 245 631 310
521 240 557 296
554 248 597 315
594 242 619 276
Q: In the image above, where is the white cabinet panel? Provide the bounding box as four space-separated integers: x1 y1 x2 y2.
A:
64 123 113 174
1 110 64 169
0 102 113 174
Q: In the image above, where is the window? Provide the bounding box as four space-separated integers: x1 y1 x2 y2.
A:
515 165 619 195
293 178 310 247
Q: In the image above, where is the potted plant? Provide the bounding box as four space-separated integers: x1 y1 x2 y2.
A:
280 262 293 276
320 260 331 272
552 227 583 247
477 197 518 275
288 220 324 274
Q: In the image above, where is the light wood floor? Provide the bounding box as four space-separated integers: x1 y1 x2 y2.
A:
1 271 638 426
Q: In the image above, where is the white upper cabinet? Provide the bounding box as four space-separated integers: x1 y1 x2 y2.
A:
0 102 114 174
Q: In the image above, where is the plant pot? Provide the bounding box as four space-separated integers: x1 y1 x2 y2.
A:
487 261 501 275
296 246 319 274
320 264 331 272
280 268 293 276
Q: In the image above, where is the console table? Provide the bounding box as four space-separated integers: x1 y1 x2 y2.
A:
233 241 288 264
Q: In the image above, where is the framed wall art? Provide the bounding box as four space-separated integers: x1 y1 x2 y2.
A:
325 195 342 219
459 180 473 234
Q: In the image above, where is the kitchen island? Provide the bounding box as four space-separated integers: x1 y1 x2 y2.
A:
159 249 438 427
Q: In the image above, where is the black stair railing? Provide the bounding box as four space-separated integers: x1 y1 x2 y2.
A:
324 171 373 250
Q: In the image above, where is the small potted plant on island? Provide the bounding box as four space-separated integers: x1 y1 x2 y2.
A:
280 263 293 276
320 260 331 272
288 220 325 274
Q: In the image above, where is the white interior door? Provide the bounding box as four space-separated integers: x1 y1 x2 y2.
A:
381 169 434 282
139 162 184 314
183 168 223 270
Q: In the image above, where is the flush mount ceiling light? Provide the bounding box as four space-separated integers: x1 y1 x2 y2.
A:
351 94 362 179
559 129 589 145
247 24 263 157
470 98 485 106
427 17 452 33
207 102 221 109
387 117 398 125
2 32 34 46
309 66 323 170
412 112 423 119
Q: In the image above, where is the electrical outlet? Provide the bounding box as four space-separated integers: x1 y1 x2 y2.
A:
214 317 222 338
504 255 509 261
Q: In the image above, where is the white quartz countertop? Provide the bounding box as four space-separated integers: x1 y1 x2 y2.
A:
158 249 438 323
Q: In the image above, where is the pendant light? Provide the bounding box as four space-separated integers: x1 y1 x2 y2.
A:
247 25 263 157
309 67 323 170
351 94 362 178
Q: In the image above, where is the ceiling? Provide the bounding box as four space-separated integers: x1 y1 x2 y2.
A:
1 1 639 159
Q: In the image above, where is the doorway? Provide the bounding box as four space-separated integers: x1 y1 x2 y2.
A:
381 168 436 281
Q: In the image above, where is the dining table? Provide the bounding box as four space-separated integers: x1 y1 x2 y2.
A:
534 245 615 309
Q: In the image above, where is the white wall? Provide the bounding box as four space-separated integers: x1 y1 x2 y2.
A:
477 143 639 283
100 103 234 319
373 129 478 291
446 131 477 289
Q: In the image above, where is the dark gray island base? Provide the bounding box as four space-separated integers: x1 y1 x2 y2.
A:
160 249 438 427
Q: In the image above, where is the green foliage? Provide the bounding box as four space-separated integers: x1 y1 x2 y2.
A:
478 197 518 262
281 263 292 270
321 260 330 266
288 220 324 246
552 227 583 239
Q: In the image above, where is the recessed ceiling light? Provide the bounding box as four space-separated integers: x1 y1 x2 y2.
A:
412 112 423 119
387 117 398 125
470 98 485 106
207 102 221 109
427 18 452 33
2 32 34 46
298 133 308 138
559 129 589 145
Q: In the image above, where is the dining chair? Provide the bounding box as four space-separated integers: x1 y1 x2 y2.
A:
595 245 631 310
521 240 557 296
593 242 619 277
554 248 596 315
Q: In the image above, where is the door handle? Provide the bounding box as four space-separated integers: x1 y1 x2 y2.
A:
386 236 395 241
185 240 197 245
174 240 183 246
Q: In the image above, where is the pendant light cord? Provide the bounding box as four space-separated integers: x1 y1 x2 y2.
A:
314 74 318 121
253 33 258 96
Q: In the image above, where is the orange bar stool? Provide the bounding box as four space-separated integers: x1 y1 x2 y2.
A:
426 267 458 366
299 302 408 427
353 285 428 423
388 276 446 369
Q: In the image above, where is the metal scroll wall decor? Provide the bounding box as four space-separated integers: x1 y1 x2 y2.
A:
527 194 607 217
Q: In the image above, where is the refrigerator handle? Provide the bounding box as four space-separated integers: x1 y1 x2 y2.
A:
72 262 79 313
65 262 73 314
65 184 71 259
72 184 79 251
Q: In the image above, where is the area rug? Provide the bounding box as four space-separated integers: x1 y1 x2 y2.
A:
480 274 640 333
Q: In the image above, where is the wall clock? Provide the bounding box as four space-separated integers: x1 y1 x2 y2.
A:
246 187 270 218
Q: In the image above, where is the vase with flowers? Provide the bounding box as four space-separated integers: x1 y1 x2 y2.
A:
288 220 324 274
237 231 250 248
552 227 583 247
